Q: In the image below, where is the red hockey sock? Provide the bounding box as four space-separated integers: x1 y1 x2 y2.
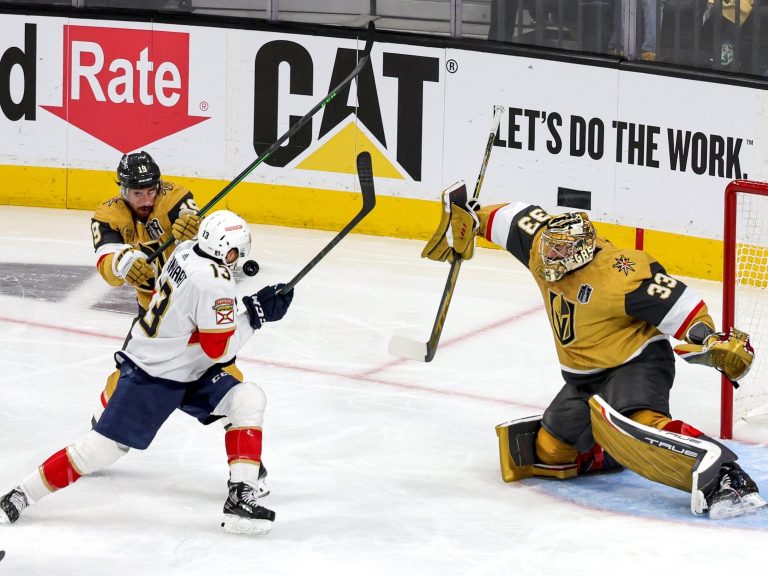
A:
40 449 82 491
225 427 263 465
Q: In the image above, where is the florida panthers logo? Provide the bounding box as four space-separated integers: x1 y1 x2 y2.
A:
549 290 576 346
213 298 235 325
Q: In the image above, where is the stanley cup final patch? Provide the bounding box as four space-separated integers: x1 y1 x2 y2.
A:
213 298 235 324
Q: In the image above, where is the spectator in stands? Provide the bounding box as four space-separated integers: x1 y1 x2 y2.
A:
609 0 662 60
702 0 754 70
489 0 520 42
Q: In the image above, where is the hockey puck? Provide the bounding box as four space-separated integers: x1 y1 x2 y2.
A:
243 260 260 276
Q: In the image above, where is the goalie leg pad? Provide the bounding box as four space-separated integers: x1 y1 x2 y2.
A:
495 416 578 482
589 395 726 514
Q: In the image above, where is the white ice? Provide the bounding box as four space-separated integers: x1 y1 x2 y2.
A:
1 206 768 576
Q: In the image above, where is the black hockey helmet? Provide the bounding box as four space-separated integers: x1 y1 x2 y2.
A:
117 151 161 190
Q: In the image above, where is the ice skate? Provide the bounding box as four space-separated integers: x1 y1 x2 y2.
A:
707 462 768 519
228 462 270 498
0 486 29 524
221 481 275 535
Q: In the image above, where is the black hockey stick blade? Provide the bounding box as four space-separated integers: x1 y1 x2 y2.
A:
147 23 376 265
356 150 376 213
388 105 504 362
278 152 376 294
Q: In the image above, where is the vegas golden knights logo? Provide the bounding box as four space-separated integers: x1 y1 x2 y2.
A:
549 290 576 345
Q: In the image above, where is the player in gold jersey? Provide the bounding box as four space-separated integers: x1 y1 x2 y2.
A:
424 183 765 518
90 151 202 423
89 152 270 497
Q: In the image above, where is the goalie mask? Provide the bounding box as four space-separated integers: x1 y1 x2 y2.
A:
538 212 596 282
198 210 251 270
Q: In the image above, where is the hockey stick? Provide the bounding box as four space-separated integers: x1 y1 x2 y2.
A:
277 151 376 294
147 22 376 265
388 105 505 362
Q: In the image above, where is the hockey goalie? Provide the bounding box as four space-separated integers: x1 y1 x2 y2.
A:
424 185 766 519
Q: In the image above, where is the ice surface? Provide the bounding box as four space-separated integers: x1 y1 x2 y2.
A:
2 206 768 576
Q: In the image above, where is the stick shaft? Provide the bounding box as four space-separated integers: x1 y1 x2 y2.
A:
147 23 376 264
421 105 504 361
278 151 376 294
387 106 504 362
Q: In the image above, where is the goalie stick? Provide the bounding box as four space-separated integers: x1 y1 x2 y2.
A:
277 151 376 294
147 22 376 265
388 105 505 362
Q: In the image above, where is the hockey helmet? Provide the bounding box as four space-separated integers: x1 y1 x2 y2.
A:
117 151 161 191
198 210 251 270
539 212 596 282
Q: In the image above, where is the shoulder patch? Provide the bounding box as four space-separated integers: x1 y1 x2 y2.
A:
612 254 636 275
145 218 164 240
213 298 235 325
577 284 593 304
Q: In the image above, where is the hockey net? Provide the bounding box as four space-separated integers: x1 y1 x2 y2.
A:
722 180 768 438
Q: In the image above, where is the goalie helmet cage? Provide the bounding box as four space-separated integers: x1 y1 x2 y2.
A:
722 179 768 439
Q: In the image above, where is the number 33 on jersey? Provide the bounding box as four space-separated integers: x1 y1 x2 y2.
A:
483 202 713 374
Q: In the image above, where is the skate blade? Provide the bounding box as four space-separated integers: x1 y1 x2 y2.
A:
220 514 273 535
709 493 768 520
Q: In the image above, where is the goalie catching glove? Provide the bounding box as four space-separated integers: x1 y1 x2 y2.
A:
674 327 755 382
243 284 294 330
112 246 155 289
422 181 480 262
171 209 201 242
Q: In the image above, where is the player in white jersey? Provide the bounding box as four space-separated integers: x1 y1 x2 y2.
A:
0 210 293 535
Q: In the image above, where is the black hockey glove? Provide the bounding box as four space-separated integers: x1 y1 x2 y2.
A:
243 284 294 330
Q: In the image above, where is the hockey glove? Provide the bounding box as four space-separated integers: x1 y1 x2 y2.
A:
674 327 755 383
171 209 201 242
422 181 480 263
242 284 294 330
113 247 155 289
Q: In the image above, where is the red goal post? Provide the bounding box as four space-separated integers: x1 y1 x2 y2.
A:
722 179 768 439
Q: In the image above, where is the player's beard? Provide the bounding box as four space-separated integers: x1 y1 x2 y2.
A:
134 204 153 220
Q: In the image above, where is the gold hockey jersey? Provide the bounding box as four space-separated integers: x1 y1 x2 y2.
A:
91 182 196 309
482 202 714 375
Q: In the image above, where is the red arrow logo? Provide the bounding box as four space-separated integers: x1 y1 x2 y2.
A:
42 25 210 152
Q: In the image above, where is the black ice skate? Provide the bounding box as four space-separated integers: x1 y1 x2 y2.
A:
221 481 275 535
707 462 768 519
0 486 29 524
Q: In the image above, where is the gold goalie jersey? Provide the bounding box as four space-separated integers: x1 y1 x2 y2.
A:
482 202 714 375
91 182 196 309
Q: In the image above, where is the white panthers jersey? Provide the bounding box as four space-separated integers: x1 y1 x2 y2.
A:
122 240 254 381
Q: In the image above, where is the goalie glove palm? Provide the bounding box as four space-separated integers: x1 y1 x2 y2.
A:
674 328 755 382
422 181 480 262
